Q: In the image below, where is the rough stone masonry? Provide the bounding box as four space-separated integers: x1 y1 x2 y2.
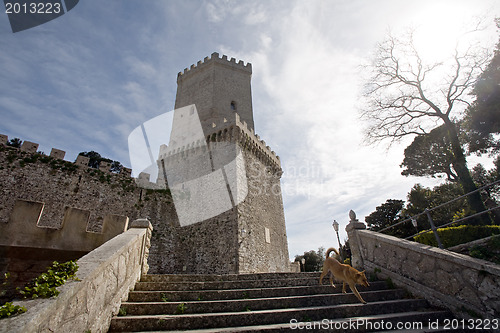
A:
0 52 291 276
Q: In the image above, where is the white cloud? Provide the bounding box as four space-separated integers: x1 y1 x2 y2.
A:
1 0 499 260
220 0 499 258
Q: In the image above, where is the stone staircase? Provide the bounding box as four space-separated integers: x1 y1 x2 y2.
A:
108 272 455 332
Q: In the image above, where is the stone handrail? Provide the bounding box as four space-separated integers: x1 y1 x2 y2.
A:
346 214 500 320
0 219 152 333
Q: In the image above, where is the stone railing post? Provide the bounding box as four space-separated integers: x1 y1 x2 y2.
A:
345 210 366 270
129 218 153 275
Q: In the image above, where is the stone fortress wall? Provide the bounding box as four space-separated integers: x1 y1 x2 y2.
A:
0 52 292 281
0 110 289 275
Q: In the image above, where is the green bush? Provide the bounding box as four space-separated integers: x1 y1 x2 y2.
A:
0 302 26 319
18 261 79 299
414 225 500 248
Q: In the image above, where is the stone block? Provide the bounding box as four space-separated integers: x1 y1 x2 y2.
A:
130 218 153 231
49 148 65 159
407 250 421 264
479 276 498 299
138 172 150 181
0 134 7 145
102 215 129 237
100 161 112 173
75 155 90 167
345 221 366 232
417 256 435 275
121 167 132 176
20 140 39 153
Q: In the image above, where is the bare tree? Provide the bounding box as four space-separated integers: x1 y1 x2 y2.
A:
361 29 492 224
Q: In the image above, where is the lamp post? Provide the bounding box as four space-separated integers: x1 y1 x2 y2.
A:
411 217 418 231
332 220 343 262
301 258 305 272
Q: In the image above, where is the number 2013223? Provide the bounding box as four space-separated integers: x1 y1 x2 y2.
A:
5 2 62 14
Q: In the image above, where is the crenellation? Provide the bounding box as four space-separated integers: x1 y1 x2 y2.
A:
50 148 66 159
99 161 112 173
0 134 147 186
75 155 90 167
138 172 150 181
121 167 132 177
1 53 290 277
177 52 252 81
0 134 7 145
20 140 38 153
0 198 128 252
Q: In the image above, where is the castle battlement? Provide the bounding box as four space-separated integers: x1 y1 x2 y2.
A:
156 112 281 173
0 198 129 252
0 134 133 177
177 52 252 80
0 52 291 276
210 112 281 171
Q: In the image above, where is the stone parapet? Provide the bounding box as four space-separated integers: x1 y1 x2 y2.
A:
348 223 500 320
177 52 252 81
0 219 153 333
49 148 65 159
157 113 282 174
0 134 135 176
0 145 139 247
0 198 128 252
20 141 38 153
0 134 8 145
345 210 366 270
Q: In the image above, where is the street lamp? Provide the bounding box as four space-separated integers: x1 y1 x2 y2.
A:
301 258 305 272
411 217 418 230
332 220 343 262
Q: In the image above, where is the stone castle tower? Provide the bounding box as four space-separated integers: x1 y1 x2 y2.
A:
155 52 290 273
0 52 291 277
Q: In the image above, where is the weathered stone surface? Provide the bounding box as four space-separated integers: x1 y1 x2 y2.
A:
349 229 500 320
0 220 152 333
108 273 455 332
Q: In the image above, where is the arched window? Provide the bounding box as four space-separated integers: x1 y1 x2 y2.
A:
230 101 237 111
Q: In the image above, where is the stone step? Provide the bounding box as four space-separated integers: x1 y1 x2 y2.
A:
128 280 391 302
161 310 454 332
109 273 457 332
109 299 431 331
142 272 320 283
134 276 361 291
121 289 406 315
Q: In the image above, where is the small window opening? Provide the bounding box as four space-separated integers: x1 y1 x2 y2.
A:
230 101 237 111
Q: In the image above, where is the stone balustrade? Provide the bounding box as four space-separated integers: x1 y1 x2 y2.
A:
346 211 500 320
0 219 153 333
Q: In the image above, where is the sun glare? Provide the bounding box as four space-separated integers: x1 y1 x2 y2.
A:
408 2 493 63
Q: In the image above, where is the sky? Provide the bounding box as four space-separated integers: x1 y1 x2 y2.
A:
1 0 499 260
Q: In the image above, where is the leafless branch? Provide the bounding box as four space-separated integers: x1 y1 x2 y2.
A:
360 28 490 145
